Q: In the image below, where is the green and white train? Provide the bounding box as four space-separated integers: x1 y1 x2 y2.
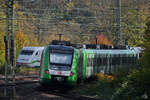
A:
39 44 139 85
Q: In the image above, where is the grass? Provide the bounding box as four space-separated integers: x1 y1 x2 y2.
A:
16 67 40 75
0 65 40 75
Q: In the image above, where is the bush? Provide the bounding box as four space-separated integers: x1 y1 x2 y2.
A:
111 68 150 100
96 73 114 81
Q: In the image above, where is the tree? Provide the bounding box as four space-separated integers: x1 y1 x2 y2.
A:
0 0 6 67
15 31 28 57
141 19 150 68
112 18 150 100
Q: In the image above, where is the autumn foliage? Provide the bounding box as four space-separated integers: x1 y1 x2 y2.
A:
96 73 114 81
91 34 113 46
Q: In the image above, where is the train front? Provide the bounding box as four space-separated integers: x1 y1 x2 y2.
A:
40 45 78 86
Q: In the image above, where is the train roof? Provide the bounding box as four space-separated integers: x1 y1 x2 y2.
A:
130 47 144 53
21 46 44 50
49 45 74 51
83 49 137 54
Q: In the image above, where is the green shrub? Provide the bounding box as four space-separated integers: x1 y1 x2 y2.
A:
111 68 150 100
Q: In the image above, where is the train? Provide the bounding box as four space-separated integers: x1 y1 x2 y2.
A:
39 41 141 86
17 47 44 67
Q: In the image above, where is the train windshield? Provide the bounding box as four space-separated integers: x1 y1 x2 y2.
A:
20 50 34 55
50 53 72 65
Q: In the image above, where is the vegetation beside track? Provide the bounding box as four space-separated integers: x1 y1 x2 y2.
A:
0 66 39 75
15 67 40 75
70 73 121 100
71 69 150 100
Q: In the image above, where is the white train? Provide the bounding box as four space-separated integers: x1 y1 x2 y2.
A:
16 47 44 67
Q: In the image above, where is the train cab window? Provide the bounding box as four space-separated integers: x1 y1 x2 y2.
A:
20 50 34 55
50 53 73 65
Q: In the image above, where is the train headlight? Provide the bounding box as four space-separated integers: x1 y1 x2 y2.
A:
45 70 49 74
70 72 74 76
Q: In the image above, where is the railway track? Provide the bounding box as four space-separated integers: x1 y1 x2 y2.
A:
37 84 101 100
0 74 102 100
0 81 102 100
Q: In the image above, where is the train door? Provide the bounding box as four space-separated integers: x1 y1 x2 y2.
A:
77 50 83 79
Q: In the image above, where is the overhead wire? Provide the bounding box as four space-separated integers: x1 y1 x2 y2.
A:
1 0 149 43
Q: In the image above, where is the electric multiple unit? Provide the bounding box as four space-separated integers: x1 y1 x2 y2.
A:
39 44 140 85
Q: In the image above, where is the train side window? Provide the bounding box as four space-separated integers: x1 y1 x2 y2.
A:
130 54 132 64
92 54 94 67
87 54 90 67
132 54 134 64
102 54 104 65
109 54 112 65
113 54 115 65
89 54 92 67
117 54 120 65
125 54 127 64
135 54 138 64
99 54 102 65
131 54 133 64
103 54 107 65
35 51 40 56
97 54 99 65
122 54 124 64
129 54 132 64
94 54 97 68
114 54 117 65
112 54 115 65
88 54 92 67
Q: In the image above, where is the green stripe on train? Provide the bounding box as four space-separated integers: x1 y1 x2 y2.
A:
30 60 39 64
